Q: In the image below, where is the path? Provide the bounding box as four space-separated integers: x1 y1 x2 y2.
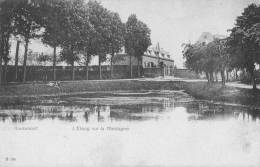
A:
139 76 260 89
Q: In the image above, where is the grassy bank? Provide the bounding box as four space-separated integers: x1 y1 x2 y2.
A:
0 79 260 107
183 81 260 107
0 79 182 96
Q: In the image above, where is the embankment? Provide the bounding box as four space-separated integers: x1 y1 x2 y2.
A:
183 81 260 107
0 79 182 104
0 79 259 107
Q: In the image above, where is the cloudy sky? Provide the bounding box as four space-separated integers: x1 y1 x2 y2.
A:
11 0 259 67
100 0 259 67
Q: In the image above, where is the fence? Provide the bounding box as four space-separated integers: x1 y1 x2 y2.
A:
4 65 173 82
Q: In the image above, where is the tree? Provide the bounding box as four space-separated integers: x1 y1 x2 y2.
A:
183 42 215 83
106 11 125 79
183 37 231 85
206 38 230 85
183 43 208 80
0 0 15 85
0 34 2 85
41 0 67 81
125 14 151 78
135 21 151 77
14 39 21 81
59 0 91 80
36 53 52 66
87 1 111 80
228 3 260 90
12 0 44 83
60 46 80 80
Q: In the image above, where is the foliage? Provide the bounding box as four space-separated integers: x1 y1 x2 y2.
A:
41 0 67 48
228 3 260 89
0 0 152 82
182 43 207 73
87 0 110 62
125 14 151 59
125 14 151 76
36 53 52 64
182 38 230 83
60 46 80 66
59 0 91 66
11 0 44 40
106 11 125 55
0 0 13 58
0 0 17 84
207 39 230 71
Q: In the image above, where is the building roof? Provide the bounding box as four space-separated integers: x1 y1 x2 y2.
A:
146 43 172 60
197 32 227 44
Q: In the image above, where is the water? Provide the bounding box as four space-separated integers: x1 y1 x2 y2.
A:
0 90 260 167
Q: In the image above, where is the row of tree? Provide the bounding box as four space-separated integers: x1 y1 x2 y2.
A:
183 3 260 90
0 0 151 85
182 38 229 85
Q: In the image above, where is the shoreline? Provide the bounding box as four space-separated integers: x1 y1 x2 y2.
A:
0 78 260 108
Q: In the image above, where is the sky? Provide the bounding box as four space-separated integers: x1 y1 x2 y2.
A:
100 0 259 67
10 0 260 67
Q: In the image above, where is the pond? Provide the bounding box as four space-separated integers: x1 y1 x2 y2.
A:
0 90 260 167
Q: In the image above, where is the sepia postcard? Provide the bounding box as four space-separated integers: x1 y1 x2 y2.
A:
0 0 260 166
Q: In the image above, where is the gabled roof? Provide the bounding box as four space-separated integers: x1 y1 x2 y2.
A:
146 43 172 59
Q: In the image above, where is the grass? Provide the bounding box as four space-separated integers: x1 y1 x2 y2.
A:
0 79 182 96
183 81 260 107
0 79 260 107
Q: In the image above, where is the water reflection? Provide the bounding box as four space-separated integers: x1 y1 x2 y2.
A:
0 91 260 124
1 91 260 166
184 101 260 122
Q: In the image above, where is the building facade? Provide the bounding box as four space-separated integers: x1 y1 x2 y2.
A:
113 43 175 76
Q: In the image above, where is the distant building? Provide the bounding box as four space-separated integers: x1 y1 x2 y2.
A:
112 42 175 76
197 32 226 45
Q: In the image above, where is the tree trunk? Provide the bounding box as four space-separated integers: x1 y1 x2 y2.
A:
4 61 7 84
110 53 114 79
129 54 132 78
15 40 20 81
0 51 2 86
137 58 140 77
99 55 102 80
22 38 29 83
250 69 257 90
53 46 57 81
252 77 257 90
210 72 214 83
140 56 143 76
221 70 225 86
226 71 229 82
86 61 89 80
215 72 218 82
206 72 209 82
72 61 75 80
235 69 238 80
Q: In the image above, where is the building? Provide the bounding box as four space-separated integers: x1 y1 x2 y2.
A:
112 43 175 76
197 32 226 45
6 40 174 81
